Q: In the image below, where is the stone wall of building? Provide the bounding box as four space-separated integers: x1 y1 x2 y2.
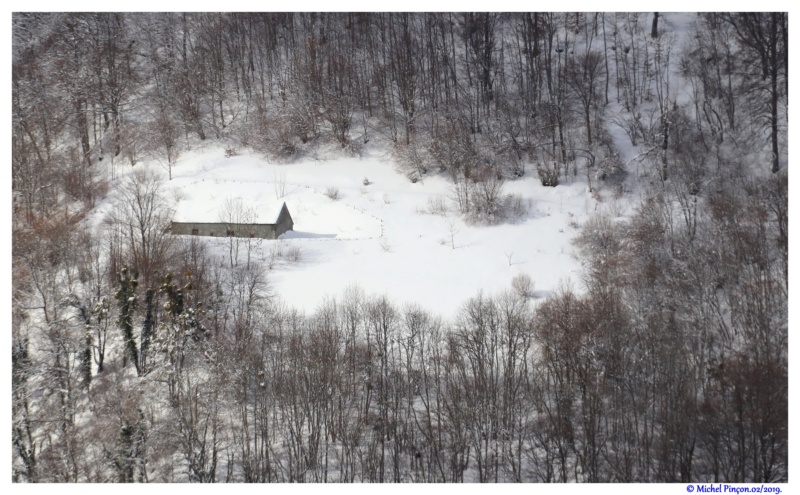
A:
274 208 294 238
171 222 282 239
172 203 293 240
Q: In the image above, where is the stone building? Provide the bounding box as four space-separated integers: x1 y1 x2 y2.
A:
171 202 293 239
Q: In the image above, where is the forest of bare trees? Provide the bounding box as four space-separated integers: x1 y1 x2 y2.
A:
12 13 787 482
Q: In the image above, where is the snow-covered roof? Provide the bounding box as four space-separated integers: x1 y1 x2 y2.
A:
172 183 288 224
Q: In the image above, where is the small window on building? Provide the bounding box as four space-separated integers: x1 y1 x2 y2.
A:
227 229 235 237
191 228 199 236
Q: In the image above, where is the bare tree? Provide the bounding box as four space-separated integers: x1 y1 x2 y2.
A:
566 51 605 145
109 167 175 288
219 197 258 268
721 13 787 173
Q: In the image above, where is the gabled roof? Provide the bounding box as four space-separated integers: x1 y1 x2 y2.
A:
275 202 293 224
172 185 290 225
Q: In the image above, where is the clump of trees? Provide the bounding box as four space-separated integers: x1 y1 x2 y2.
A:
12 158 787 482
12 12 787 483
16 13 784 223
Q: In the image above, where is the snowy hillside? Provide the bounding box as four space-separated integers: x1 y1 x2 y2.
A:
13 12 787 484
112 146 600 318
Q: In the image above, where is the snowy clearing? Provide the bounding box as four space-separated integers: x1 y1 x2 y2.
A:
140 146 602 318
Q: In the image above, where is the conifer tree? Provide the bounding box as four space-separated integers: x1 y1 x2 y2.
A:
140 288 154 374
80 328 93 386
115 267 140 375
112 415 147 482
12 337 36 481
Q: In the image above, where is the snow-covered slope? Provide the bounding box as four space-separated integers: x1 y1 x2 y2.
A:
136 146 599 318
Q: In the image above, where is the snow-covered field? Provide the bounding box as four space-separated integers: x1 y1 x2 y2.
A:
79 13 707 321
97 146 606 319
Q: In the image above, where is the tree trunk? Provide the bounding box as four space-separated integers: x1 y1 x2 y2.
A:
770 12 779 173
651 13 659 39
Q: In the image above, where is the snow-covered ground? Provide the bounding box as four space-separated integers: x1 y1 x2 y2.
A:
97 146 605 319
81 12 705 321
